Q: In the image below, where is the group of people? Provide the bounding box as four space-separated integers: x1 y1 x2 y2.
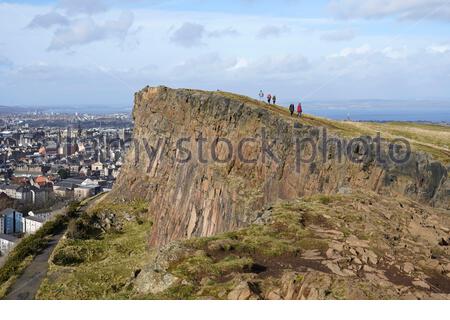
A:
259 90 277 105
289 102 303 118
259 90 303 118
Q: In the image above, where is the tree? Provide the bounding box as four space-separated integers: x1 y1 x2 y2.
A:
57 168 70 179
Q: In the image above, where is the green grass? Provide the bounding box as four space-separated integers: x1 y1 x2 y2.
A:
36 216 152 299
169 251 254 282
89 198 149 218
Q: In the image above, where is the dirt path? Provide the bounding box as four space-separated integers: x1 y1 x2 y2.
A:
3 194 105 300
4 232 64 300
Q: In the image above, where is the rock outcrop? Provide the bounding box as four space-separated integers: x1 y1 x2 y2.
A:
111 86 449 247
134 191 450 300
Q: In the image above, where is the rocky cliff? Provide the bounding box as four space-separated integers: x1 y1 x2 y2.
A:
111 86 449 247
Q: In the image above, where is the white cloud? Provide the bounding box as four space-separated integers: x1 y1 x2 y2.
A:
170 23 240 47
0 55 13 71
227 57 249 71
58 0 108 16
172 53 239 78
329 45 409 60
25 1 135 51
225 54 309 76
329 0 450 21
330 44 372 57
382 46 408 59
257 25 290 39
428 44 450 54
320 29 356 41
48 12 134 51
256 54 309 73
208 27 239 38
28 12 69 29
170 22 205 48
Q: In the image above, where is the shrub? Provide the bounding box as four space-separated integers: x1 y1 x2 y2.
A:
52 246 87 266
67 201 81 218
66 213 102 240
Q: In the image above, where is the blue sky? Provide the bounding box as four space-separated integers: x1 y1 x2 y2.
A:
1 0 450 106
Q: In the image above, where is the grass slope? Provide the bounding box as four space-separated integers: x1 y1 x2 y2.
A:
37 200 151 300
36 191 449 300
215 90 450 164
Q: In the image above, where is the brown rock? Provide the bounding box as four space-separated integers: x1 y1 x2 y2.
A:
227 281 253 300
266 290 283 300
403 262 415 274
346 235 370 248
412 280 431 290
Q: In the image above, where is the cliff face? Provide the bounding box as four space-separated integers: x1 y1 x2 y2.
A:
112 86 449 247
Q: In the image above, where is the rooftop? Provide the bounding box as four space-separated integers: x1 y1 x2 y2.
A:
0 234 19 243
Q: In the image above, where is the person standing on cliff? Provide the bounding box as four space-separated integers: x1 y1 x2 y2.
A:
267 94 272 104
297 102 303 118
272 95 277 105
259 90 264 101
289 103 295 116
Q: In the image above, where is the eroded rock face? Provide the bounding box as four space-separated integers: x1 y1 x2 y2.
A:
112 86 449 247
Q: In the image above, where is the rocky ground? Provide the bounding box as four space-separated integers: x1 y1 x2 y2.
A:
134 191 449 300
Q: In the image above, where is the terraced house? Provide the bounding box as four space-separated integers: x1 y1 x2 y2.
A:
0 184 48 206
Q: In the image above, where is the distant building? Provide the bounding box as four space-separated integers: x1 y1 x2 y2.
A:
0 234 18 254
74 179 101 200
0 184 48 206
33 176 50 188
91 162 104 171
53 177 85 198
28 211 52 222
0 214 4 235
74 186 97 200
69 165 80 175
0 208 24 234
22 215 44 234
79 166 91 177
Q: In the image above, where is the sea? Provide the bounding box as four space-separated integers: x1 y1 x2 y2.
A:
299 100 450 123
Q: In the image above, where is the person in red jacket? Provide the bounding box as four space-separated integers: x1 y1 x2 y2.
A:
297 102 303 118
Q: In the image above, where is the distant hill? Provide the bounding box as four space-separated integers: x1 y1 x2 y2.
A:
0 105 28 114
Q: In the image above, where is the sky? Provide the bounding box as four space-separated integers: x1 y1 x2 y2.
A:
1 0 450 107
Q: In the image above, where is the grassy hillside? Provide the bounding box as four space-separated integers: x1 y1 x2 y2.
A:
215 90 450 164
37 200 151 300
36 191 450 300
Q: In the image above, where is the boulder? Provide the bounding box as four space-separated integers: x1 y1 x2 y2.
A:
227 281 255 300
